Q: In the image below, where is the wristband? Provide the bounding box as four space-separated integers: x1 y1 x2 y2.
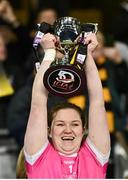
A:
43 49 56 62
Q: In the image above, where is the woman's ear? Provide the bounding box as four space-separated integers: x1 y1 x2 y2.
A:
49 133 52 138
82 126 88 141
83 126 88 135
48 127 52 138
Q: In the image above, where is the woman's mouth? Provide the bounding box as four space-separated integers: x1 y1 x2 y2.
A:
61 136 75 141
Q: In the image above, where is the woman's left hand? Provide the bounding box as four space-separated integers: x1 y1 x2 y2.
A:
84 33 98 53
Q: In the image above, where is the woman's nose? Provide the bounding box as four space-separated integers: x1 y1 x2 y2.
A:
64 125 72 133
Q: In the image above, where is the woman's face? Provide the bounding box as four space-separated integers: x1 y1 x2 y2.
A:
49 108 84 155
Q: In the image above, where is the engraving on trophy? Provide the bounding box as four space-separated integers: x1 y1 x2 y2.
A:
56 70 75 83
48 68 81 94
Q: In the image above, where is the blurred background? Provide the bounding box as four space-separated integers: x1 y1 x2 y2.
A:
0 0 128 178
10 0 122 31
10 0 122 32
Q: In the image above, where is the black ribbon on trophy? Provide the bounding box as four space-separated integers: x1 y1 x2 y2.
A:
33 17 98 97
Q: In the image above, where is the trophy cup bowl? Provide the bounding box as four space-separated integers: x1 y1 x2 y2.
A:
54 16 81 45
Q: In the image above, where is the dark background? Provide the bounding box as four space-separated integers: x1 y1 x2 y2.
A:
10 0 123 33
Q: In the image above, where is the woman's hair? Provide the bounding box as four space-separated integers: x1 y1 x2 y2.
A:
48 102 86 128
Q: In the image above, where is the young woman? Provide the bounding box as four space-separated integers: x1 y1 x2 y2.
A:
24 31 110 178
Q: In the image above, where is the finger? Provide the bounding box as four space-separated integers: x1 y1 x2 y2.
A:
86 35 98 46
44 33 56 41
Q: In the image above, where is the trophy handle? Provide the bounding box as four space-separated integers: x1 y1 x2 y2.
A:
81 23 98 34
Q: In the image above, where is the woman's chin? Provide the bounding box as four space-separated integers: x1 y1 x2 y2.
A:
58 146 77 155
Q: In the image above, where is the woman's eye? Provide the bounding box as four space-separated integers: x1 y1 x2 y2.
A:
56 124 64 126
72 123 79 126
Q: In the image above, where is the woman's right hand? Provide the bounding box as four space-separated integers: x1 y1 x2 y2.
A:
40 33 57 50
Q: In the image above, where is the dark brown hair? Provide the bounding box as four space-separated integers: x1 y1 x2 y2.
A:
48 102 86 128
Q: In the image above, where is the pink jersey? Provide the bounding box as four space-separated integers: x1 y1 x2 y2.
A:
25 138 109 178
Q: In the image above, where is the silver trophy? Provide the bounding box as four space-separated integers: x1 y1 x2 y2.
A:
43 17 98 97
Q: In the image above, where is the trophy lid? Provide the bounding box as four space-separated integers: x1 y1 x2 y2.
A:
54 17 81 44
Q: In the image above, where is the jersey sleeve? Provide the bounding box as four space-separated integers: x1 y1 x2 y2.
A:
24 140 49 165
85 137 110 166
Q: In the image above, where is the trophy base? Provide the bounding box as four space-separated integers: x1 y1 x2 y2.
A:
43 65 86 97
